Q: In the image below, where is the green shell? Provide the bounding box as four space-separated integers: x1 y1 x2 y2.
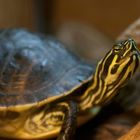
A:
0 29 94 107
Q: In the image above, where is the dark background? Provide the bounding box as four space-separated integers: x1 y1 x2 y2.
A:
0 0 140 38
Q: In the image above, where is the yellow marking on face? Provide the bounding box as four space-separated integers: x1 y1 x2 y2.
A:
105 57 129 85
123 44 131 57
94 55 119 103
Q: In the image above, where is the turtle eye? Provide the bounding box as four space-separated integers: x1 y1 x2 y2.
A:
113 40 125 51
114 46 120 50
113 45 121 53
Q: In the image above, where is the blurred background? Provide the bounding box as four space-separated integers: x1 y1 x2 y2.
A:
0 0 140 38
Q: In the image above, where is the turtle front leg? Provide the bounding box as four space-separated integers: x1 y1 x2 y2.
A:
22 101 77 139
57 101 78 140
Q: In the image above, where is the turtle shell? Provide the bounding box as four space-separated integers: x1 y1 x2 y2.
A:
0 29 94 107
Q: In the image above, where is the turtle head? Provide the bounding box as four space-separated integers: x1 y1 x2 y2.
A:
73 39 139 110
94 38 140 104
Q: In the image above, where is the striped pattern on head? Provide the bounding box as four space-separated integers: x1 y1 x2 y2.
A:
80 38 140 110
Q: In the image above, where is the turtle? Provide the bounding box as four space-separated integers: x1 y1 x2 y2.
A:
0 29 139 140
